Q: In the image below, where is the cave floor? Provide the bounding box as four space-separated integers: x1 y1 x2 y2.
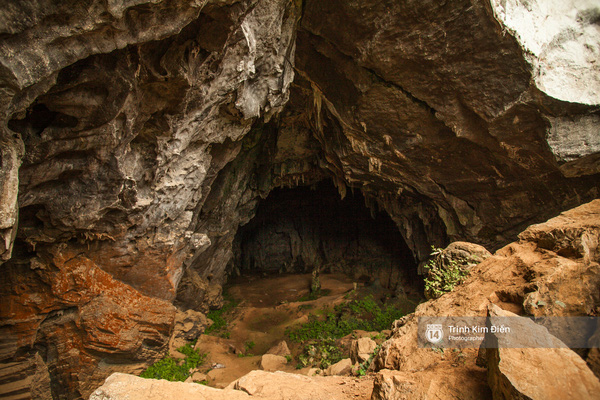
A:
189 272 417 389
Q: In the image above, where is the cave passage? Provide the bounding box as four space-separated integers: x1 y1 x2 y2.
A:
232 180 420 294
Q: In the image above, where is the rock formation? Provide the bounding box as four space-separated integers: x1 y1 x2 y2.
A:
0 0 598 398
486 305 600 400
90 370 375 400
88 199 600 398
370 199 600 397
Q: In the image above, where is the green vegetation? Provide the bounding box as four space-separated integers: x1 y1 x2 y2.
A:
205 291 239 338
237 340 256 357
140 343 207 382
286 295 405 369
356 344 381 376
296 338 343 369
423 246 470 299
286 295 404 342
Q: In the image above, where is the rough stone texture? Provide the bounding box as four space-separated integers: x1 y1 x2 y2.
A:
350 337 377 365
0 0 300 397
0 248 176 399
266 341 291 357
172 309 211 342
372 200 600 393
296 0 599 262
0 0 599 398
490 0 600 104
89 372 253 400
440 242 492 268
168 309 211 354
371 368 491 400
486 305 600 400
259 354 287 372
89 371 374 400
229 370 373 399
324 358 353 377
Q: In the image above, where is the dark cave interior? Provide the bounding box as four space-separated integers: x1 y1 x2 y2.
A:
232 180 421 294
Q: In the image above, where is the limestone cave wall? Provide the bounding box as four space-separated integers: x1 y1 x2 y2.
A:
0 0 598 398
232 181 418 290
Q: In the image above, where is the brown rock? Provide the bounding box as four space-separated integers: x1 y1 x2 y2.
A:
0 249 176 398
259 354 287 372
350 337 377 364
92 371 376 400
372 368 490 400
324 358 352 376
1 0 599 397
230 370 372 399
374 200 600 379
266 341 291 357
90 373 251 400
486 305 600 400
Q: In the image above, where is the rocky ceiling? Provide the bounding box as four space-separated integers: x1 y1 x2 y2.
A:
0 0 599 398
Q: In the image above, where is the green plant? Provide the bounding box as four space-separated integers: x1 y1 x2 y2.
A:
285 355 292 363
423 246 470 299
286 295 405 369
205 291 239 337
237 340 256 357
356 344 381 376
140 343 207 382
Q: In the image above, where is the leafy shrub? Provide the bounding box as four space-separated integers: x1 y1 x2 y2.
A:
423 247 470 299
286 295 405 369
140 343 207 382
286 295 403 342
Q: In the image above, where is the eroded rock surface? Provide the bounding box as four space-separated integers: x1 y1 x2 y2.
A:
372 199 600 396
486 305 600 400
0 0 599 398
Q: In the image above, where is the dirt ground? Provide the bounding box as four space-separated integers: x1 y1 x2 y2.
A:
189 272 410 389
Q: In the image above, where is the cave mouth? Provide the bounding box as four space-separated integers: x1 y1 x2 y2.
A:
231 179 421 296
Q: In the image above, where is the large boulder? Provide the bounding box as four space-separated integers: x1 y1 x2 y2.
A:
372 200 600 397
90 373 252 400
486 305 600 400
371 368 490 400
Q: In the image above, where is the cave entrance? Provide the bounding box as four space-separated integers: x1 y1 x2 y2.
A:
231 180 420 297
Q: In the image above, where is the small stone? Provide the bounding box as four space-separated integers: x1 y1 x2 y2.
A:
325 358 353 376
266 340 291 357
191 372 208 382
259 354 287 372
350 337 377 364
